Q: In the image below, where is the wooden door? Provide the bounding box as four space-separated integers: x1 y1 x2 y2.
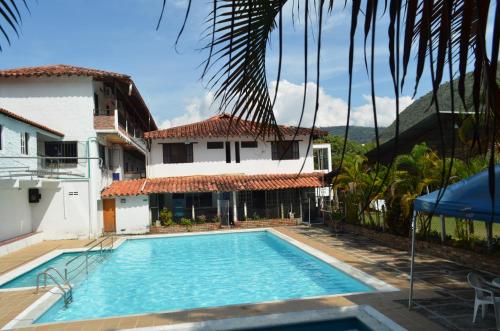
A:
103 199 116 232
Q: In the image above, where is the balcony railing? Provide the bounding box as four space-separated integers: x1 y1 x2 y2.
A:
94 109 147 151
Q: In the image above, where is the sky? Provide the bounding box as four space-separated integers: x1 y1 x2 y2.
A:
0 1 494 129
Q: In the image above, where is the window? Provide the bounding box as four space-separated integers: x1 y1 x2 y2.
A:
0 125 3 150
271 141 299 160
45 141 78 165
162 143 193 164
241 141 258 148
186 193 213 208
235 142 240 163
20 132 29 155
93 93 99 115
225 141 231 163
98 144 106 168
314 148 329 170
207 141 224 149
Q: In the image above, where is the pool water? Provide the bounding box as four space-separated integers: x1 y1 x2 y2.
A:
5 231 373 323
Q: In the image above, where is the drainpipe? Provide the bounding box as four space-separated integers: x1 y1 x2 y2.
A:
87 137 99 239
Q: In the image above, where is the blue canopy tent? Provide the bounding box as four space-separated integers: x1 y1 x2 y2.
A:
408 164 500 308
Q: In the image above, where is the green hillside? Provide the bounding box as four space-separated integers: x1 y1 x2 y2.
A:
320 126 381 144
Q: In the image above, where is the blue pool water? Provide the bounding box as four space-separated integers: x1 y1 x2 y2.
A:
3 231 373 323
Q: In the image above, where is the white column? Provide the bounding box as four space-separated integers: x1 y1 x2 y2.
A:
232 191 238 223
217 194 221 217
191 204 195 220
440 215 446 242
244 202 248 220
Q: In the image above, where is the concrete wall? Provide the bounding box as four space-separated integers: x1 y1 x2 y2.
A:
0 76 102 239
0 188 33 241
0 113 39 170
0 77 95 141
148 136 316 178
31 181 91 239
115 195 150 234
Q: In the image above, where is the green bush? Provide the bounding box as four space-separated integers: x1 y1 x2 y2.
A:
159 208 174 226
211 216 221 223
195 215 207 224
180 218 193 231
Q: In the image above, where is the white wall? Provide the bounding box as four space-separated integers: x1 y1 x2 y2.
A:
148 136 316 178
0 76 95 141
0 188 33 241
0 113 39 170
31 181 91 239
115 195 150 234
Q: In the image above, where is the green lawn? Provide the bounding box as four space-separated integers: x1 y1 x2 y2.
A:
364 212 499 241
429 216 500 241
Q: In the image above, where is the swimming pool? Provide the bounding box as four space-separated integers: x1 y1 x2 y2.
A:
2 230 378 324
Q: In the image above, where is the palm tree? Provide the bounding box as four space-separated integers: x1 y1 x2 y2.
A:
385 143 441 235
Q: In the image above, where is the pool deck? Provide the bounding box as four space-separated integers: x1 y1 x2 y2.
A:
0 226 497 331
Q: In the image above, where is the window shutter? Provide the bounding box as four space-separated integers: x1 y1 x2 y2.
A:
186 144 193 163
271 142 278 160
163 144 171 163
25 133 29 154
292 141 299 159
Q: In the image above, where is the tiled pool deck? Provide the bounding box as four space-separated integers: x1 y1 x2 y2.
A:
0 226 497 330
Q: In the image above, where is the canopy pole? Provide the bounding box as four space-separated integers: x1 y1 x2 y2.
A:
408 210 417 309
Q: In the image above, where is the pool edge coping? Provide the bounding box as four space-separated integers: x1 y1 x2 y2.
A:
117 305 407 331
1 228 399 330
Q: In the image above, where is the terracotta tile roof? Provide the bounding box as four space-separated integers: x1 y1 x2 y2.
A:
0 64 158 130
0 64 130 80
144 114 328 139
0 107 64 137
101 173 325 197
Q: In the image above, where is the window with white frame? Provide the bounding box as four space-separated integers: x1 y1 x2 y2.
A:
20 132 29 155
313 148 329 170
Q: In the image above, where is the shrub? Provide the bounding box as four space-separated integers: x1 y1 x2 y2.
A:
159 208 173 226
180 218 193 231
195 215 207 224
211 216 221 223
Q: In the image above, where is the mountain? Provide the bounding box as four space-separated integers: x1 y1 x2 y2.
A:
379 65 500 143
320 126 381 144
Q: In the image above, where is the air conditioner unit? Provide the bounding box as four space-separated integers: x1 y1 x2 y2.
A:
28 188 41 203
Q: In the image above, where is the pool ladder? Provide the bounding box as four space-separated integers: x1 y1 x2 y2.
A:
35 267 73 307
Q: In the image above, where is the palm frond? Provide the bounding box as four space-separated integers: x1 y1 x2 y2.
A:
0 0 29 51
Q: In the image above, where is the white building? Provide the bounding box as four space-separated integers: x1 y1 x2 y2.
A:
0 64 333 244
103 114 332 228
0 65 157 242
0 107 65 252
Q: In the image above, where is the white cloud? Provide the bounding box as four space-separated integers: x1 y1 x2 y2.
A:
158 80 413 129
270 80 413 127
352 95 414 127
159 92 215 128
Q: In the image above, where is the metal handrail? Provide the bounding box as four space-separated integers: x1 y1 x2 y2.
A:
36 268 73 307
64 236 114 282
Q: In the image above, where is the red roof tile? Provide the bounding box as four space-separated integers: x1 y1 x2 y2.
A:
0 64 130 80
0 64 158 130
101 173 325 197
0 108 64 137
144 114 328 139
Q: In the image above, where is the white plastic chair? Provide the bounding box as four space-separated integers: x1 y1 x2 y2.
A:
467 272 500 329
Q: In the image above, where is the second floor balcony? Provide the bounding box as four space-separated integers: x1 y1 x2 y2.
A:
94 108 147 153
